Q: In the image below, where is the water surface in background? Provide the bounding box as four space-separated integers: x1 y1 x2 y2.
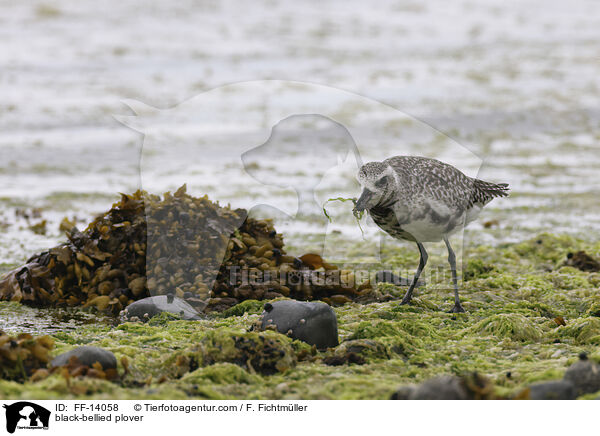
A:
0 1 599 334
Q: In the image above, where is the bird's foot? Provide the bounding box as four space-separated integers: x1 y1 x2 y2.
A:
448 303 466 313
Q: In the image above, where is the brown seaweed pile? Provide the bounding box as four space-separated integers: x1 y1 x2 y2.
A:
0 331 54 381
0 185 362 314
32 355 123 384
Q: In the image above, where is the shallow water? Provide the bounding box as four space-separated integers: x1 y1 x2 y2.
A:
0 302 114 335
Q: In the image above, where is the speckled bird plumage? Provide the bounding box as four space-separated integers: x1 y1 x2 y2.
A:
356 156 508 242
354 155 509 312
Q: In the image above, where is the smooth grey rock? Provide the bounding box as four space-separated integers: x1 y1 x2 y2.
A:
392 376 470 400
50 346 117 369
120 295 203 322
390 386 415 400
391 374 494 400
260 300 338 349
527 380 577 400
563 359 600 396
406 376 470 400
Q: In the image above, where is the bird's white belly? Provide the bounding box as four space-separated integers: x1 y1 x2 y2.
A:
401 218 451 242
400 205 481 242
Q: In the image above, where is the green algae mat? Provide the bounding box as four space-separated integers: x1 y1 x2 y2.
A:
2 233 600 400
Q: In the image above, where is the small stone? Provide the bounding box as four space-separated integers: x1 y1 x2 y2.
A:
392 374 494 400
390 386 414 400
259 300 338 349
564 251 600 272
50 346 116 370
323 352 365 366
563 359 600 396
121 295 203 322
397 376 469 400
525 380 577 400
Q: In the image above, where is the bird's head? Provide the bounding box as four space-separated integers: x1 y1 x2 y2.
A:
354 161 396 213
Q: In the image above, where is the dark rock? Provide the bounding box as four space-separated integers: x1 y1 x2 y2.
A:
408 376 470 400
390 386 415 400
391 373 494 400
260 300 338 349
526 380 577 400
375 270 424 287
50 346 117 370
563 359 600 396
323 353 365 366
564 251 600 272
120 295 203 322
391 376 469 400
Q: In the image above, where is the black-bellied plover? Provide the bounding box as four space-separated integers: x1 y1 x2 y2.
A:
353 156 509 313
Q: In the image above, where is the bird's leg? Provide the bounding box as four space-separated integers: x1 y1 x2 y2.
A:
400 242 427 305
374 270 423 287
444 236 465 313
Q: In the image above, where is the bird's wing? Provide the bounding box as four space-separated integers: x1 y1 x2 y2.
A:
386 156 475 210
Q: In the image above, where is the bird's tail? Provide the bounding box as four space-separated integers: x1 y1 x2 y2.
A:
471 179 509 205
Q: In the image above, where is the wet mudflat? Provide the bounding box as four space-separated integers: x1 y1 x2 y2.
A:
1 0 600 399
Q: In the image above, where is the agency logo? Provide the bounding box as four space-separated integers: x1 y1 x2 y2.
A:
2 402 50 434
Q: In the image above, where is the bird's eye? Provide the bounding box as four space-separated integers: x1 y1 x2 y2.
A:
375 177 388 188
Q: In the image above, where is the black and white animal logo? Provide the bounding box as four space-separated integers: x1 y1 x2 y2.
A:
3 402 50 433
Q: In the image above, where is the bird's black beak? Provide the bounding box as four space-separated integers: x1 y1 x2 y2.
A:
353 189 373 213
